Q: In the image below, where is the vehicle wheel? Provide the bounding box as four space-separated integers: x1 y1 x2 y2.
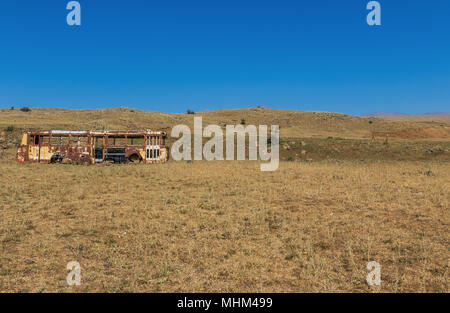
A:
128 154 141 163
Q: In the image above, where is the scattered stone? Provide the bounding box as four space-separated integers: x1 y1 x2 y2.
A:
24 259 35 265
282 144 291 150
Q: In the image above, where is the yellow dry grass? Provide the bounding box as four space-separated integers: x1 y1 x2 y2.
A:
375 114 450 124
1 107 449 139
0 159 448 292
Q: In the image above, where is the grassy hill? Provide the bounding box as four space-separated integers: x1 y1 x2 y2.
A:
1 107 449 140
1 107 449 162
372 113 450 124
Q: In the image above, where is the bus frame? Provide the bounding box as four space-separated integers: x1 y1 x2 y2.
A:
16 129 169 164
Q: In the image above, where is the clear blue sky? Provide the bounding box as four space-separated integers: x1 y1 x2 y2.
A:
0 0 448 115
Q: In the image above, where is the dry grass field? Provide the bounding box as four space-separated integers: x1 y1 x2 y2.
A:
0 159 448 293
0 107 448 293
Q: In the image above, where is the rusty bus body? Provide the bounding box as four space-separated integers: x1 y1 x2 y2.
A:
16 130 169 164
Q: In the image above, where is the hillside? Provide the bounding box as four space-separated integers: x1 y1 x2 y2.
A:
0 107 449 140
372 113 450 124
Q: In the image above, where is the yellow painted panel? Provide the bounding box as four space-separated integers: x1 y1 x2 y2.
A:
161 148 167 160
21 134 28 145
27 146 51 161
28 146 38 161
40 146 51 160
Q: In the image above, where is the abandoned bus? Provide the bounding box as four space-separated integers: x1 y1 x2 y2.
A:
16 130 169 164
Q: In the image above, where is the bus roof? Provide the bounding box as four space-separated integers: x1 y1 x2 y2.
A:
23 130 167 136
